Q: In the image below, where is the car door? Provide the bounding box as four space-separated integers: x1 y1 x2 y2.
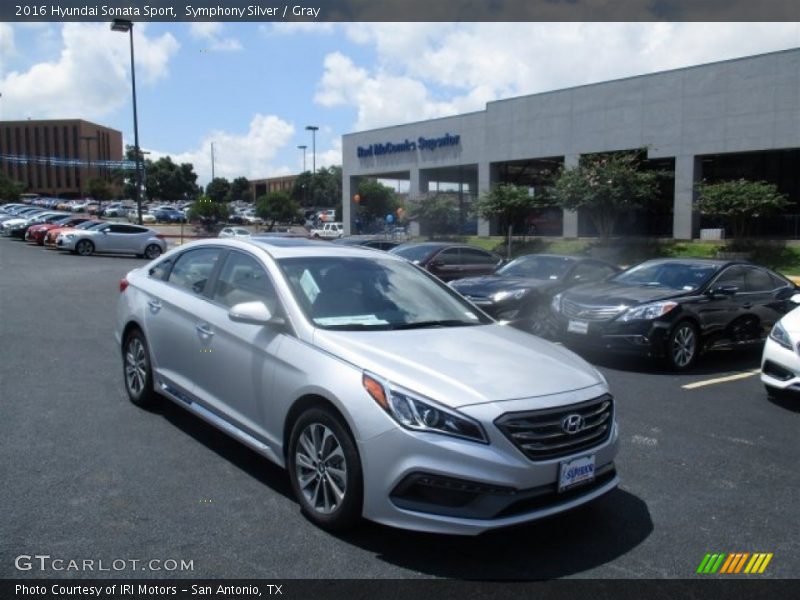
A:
195 249 285 441
696 265 747 339
427 247 462 280
143 247 224 398
459 247 503 278
743 266 790 339
96 224 134 253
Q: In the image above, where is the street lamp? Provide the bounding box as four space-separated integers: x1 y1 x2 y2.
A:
80 135 96 200
297 145 307 172
111 18 143 225
305 125 318 173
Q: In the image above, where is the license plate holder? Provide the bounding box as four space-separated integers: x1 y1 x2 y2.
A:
567 319 589 334
559 454 596 492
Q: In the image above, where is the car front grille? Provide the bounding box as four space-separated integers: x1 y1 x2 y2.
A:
495 394 614 462
562 299 623 321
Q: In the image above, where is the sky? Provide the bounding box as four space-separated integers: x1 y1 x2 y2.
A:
1 22 799 187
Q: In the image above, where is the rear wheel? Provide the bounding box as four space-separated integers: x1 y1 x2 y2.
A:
667 321 699 370
75 239 94 256
123 329 159 408
144 244 162 259
287 407 363 532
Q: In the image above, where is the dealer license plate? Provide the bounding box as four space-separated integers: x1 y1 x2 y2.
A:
567 319 589 334
559 454 596 492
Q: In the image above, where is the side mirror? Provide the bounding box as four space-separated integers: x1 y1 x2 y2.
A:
228 301 284 326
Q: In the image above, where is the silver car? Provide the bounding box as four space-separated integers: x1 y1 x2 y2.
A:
57 223 166 258
115 239 619 534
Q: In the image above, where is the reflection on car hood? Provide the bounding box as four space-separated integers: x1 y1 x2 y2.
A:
779 305 800 333
564 281 692 306
313 324 602 408
451 276 553 296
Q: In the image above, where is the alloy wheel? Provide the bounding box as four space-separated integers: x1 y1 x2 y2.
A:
671 324 696 368
294 423 348 515
125 337 148 398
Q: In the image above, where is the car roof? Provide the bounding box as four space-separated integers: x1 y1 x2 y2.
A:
174 237 409 261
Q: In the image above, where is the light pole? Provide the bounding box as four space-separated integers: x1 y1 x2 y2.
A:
297 145 307 172
80 135 96 200
111 18 143 225
210 141 216 181
305 125 318 173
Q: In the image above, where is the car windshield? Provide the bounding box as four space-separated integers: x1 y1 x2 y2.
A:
497 255 575 280
389 244 441 264
612 261 719 291
278 256 492 330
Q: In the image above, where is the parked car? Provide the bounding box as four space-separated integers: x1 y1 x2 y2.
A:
219 227 252 239
551 258 800 370
102 202 135 218
4 212 70 239
310 222 344 239
26 216 93 245
56 223 166 258
153 208 187 223
44 219 104 247
241 210 264 226
761 300 800 400
127 210 157 224
115 239 619 534
451 254 620 337
390 242 503 282
331 237 399 251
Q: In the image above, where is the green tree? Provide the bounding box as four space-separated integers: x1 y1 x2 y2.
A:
229 176 252 203
87 178 113 201
0 173 25 203
549 151 661 238
255 192 300 231
204 177 231 204
696 179 789 239
474 183 541 237
188 195 229 232
291 166 342 209
407 194 460 237
117 147 200 201
356 179 398 224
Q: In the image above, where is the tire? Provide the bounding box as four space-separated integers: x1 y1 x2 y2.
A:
666 320 699 370
287 407 363 532
123 329 159 408
144 244 162 259
75 239 94 256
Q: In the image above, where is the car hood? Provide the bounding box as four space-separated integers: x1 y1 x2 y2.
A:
779 305 800 333
313 324 603 408
563 281 690 306
451 276 555 296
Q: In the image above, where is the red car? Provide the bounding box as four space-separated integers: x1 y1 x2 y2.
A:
26 216 94 246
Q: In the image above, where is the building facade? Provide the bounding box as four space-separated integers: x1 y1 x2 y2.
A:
251 174 297 201
0 119 123 198
342 49 800 239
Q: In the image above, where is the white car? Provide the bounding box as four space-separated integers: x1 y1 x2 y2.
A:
310 222 344 239
762 295 800 399
127 209 156 224
219 227 252 239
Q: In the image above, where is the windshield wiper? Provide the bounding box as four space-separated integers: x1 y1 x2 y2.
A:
391 319 479 330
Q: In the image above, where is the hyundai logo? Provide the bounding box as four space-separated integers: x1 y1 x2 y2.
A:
561 414 585 434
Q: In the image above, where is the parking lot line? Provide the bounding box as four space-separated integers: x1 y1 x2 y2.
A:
681 369 762 390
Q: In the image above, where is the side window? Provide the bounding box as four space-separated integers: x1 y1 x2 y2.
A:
149 257 174 281
167 248 222 295
212 251 278 312
436 248 461 266
570 262 605 282
745 267 776 293
712 266 746 291
460 248 498 265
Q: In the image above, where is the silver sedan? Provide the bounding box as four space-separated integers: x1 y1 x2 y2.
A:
115 239 619 534
56 223 166 258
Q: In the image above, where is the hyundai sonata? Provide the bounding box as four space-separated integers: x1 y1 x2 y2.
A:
115 239 619 534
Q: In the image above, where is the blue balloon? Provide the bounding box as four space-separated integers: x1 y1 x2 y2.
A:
385 214 395 223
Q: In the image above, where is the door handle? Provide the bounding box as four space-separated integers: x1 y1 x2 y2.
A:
147 299 162 311
195 323 215 337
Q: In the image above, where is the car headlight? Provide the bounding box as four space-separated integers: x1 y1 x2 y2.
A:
617 301 678 322
769 320 793 350
491 289 529 303
551 292 563 314
362 372 487 443
64 234 75 240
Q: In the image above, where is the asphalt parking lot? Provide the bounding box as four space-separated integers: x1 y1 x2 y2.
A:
1 237 799 580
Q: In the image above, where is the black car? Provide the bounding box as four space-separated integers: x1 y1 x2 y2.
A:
332 237 399 251
551 258 799 369
450 254 620 337
389 242 503 281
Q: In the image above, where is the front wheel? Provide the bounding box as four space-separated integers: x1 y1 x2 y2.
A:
123 330 159 408
287 407 363 532
667 321 699 370
75 239 94 256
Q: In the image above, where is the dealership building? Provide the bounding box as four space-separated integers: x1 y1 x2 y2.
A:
341 48 800 239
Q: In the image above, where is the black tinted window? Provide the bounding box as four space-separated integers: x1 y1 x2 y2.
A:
745 268 776 292
460 248 498 265
437 248 461 265
713 266 746 290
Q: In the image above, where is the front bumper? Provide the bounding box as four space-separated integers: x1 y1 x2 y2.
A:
358 392 619 535
56 237 77 250
553 314 673 358
761 337 800 395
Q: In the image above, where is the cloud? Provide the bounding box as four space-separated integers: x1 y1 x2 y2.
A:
319 22 800 131
189 23 243 52
0 23 15 74
164 114 296 186
0 23 179 121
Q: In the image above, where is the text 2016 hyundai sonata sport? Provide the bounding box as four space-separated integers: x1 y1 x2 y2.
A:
115 238 619 534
